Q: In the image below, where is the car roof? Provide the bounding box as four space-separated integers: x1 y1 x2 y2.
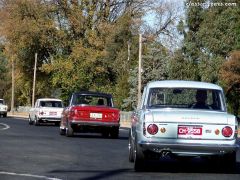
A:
147 80 222 90
37 98 62 101
73 91 112 97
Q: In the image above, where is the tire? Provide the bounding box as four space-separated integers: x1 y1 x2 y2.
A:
66 121 74 137
59 128 66 135
222 152 236 170
209 151 236 170
102 131 109 138
55 122 60 126
28 116 33 125
3 113 7 118
110 127 119 139
134 140 145 171
128 131 134 162
34 117 39 126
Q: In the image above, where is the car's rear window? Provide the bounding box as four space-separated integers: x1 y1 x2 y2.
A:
40 101 63 108
147 88 225 111
73 95 112 107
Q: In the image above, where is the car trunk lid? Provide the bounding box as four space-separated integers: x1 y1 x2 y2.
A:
144 109 235 140
71 105 120 122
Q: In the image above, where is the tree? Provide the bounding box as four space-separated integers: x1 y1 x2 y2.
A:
0 0 60 105
220 51 240 116
0 43 11 103
180 0 240 114
0 0 148 107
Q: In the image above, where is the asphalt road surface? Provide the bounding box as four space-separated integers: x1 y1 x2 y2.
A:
0 117 240 180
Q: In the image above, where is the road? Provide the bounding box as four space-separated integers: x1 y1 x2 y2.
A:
0 117 240 180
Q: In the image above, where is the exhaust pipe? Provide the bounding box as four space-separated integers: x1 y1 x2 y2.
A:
161 150 171 157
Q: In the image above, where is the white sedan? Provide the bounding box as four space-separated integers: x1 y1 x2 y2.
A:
29 98 64 126
129 80 239 171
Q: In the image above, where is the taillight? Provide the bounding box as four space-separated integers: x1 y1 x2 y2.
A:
68 108 77 119
147 124 158 135
222 126 233 137
39 111 44 115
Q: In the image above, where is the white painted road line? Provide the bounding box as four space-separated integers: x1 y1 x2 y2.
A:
0 171 62 180
0 123 10 130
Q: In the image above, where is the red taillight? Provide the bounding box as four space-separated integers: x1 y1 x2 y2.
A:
68 108 77 119
222 126 233 137
39 111 44 115
147 124 158 135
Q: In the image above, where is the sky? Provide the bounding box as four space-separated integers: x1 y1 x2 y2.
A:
143 0 186 50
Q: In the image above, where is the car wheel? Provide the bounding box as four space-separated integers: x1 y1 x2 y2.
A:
134 140 145 171
128 131 134 163
59 128 66 135
110 127 119 139
34 117 39 126
209 151 236 170
55 122 60 126
66 121 74 137
28 116 33 125
3 113 7 118
102 131 109 138
222 151 236 169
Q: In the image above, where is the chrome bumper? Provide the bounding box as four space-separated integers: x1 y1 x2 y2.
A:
39 117 61 122
138 141 239 156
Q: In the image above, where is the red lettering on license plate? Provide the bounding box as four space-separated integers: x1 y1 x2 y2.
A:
178 126 202 135
49 112 57 116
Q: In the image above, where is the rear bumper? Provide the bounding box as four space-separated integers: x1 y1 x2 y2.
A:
39 117 61 122
0 111 7 114
138 140 239 156
70 120 120 128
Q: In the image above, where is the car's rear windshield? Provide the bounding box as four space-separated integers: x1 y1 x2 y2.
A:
40 101 63 108
147 88 225 111
72 94 112 107
0 100 4 104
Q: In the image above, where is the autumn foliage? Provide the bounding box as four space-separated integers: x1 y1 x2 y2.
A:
220 51 240 115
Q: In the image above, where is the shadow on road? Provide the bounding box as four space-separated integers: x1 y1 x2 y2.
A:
49 159 240 180
64 133 128 140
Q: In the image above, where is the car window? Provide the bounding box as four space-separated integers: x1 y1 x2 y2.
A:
73 95 112 107
40 101 63 108
0 100 4 104
147 88 225 111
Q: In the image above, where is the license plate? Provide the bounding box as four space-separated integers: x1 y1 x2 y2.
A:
90 113 102 119
49 112 57 116
178 125 202 138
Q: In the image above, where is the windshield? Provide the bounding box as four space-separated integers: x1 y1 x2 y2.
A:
72 94 112 107
147 88 225 111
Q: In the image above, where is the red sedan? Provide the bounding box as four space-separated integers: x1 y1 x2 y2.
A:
60 91 120 138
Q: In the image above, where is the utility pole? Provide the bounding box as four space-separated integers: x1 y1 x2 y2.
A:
11 56 14 113
32 53 37 107
137 34 142 108
127 40 131 62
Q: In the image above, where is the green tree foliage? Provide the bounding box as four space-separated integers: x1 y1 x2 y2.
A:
171 0 240 114
0 0 59 105
41 1 142 104
0 0 146 108
168 50 198 80
0 43 11 103
124 41 170 109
